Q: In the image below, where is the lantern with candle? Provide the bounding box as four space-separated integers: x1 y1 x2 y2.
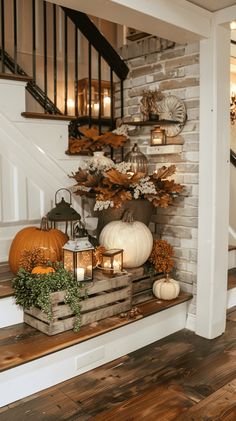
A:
100 249 123 276
63 222 94 282
150 126 166 146
124 143 148 174
47 189 81 238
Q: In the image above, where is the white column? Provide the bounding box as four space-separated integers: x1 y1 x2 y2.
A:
196 22 230 338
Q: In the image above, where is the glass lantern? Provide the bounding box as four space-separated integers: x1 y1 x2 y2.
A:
150 126 166 146
101 249 123 277
47 189 81 237
63 237 94 282
124 143 148 174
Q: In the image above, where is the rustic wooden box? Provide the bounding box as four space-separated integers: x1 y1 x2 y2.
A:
128 267 163 305
24 272 132 335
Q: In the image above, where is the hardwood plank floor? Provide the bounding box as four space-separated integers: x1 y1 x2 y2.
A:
2 310 236 420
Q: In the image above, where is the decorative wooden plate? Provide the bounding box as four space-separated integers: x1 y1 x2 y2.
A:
158 95 187 137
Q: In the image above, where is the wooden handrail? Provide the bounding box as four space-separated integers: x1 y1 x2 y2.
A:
63 7 129 81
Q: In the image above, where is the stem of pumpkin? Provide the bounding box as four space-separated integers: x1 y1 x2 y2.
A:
122 209 134 223
39 217 50 231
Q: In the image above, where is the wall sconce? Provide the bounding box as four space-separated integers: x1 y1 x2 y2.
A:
63 236 94 282
47 189 81 237
101 249 123 276
231 92 236 124
150 126 166 146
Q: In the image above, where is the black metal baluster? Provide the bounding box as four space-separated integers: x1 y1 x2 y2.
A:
110 68 114 128
32 0 36 82
120 80 124 160
43 1 48 111
1 0 5 72
74 26 78 116
13 0 17 74
64 12 68 115
53 4 57 109
98 52 102 135
110 69 114 160
88 41 92 127
120 80 124 118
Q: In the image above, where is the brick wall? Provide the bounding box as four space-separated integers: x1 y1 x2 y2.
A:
118 38 200 317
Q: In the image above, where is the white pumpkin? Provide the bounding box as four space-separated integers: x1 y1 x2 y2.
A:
153 276 180 300
99 210 153 268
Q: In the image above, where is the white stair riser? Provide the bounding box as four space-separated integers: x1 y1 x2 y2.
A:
227 288 236 309
0 297 23 328
228 249 236 270
0 301 189 407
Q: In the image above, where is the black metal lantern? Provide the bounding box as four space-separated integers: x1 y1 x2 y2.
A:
62 223 94 282
124 143 148 174
47 189 81 237
101 249 123 277
150 126 166 146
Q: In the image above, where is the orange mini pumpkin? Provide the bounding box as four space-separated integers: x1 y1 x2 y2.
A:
9 217 68 274
31 266 55 274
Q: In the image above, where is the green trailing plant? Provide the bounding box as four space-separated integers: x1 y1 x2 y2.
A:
12 263 84 332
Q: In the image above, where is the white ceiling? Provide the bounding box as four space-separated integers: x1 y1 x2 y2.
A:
187 0 236 12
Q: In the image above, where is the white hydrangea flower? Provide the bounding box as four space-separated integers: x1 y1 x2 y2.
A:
115 161 131 173
133 177 157 196
112 124 129 138
94 200 114 211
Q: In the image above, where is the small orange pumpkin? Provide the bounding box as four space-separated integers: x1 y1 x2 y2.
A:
31 266 55 274
9 217 68 274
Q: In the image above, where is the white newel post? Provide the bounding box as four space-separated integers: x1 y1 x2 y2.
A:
196 22 230 339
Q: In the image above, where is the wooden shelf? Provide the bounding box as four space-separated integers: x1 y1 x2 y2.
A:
146 145 183 155
126 119 180 126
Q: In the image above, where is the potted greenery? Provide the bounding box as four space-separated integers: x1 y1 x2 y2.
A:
13 260 84 332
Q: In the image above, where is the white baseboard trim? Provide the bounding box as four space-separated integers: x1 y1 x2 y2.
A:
0 301 188 407
185 312 196 331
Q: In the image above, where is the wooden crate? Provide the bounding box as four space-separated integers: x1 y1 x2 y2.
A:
128 267 163 305
24 272 131 335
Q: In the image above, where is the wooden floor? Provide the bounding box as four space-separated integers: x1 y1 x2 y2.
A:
1 309 236 420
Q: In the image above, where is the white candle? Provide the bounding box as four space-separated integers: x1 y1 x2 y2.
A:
76 268 85 282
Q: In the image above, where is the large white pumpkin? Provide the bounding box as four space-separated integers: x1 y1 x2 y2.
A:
99 211 153 268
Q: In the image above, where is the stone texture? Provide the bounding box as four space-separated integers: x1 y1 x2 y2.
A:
118 37 200 319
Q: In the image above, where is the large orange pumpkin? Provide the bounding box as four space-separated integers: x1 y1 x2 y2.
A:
9 217 68 274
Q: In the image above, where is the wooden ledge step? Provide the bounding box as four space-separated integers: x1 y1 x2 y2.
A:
0 72 32 82
0 292 192 373
229 245 236 251
21 112 77 121
228 268 236 290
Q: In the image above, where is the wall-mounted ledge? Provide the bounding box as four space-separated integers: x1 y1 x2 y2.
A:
146 145 182 155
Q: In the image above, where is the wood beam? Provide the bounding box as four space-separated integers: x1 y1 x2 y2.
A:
47 0 212 44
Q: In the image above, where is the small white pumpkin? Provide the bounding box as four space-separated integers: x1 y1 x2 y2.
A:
153 276 180 300
99 210 153 268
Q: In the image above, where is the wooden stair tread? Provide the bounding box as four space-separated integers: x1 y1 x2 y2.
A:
0 280 14 298
0 292 192 372
0 72 32 82
228 268 236 290
21 112 77 121
229 245 236 251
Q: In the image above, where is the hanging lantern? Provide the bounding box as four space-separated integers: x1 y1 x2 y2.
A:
150 126 166 146
124 143 148 174
101 249 123 277
63 222 94 282
47 189 81 237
